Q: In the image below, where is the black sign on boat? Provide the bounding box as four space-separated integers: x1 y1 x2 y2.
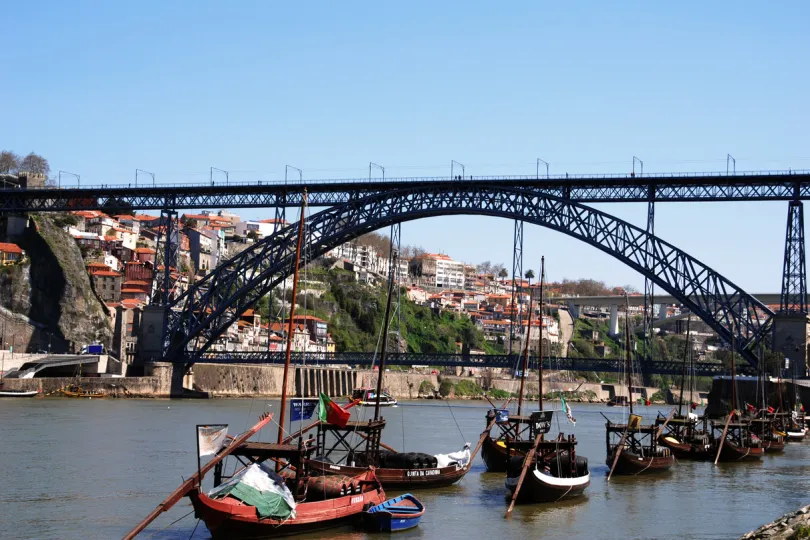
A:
531 411 553 435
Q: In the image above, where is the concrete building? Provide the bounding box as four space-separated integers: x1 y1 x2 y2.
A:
409 253 465 289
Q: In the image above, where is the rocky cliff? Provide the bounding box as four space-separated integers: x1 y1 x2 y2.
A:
0 215 111 352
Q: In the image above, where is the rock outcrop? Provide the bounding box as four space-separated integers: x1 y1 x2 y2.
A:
740 504 810 539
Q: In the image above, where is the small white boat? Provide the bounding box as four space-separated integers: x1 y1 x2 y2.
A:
352 388 397 407
0 389 38 398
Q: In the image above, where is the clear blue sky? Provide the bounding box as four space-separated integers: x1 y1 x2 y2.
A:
3 1 809 292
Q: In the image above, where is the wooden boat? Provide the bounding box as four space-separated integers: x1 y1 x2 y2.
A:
656 415 713 461
362 493 425 532
188 440 385 539
0 389 39 398
503 258 589 513
748 418 785 453
505 426 590 503
351 387 397 407
606 396 629 407
605 294 674 477
709 416 764 462
481 409 529 472
309 242 476 491
61 385 105 398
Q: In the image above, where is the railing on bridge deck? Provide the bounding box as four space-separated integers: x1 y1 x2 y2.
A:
193 351 753 377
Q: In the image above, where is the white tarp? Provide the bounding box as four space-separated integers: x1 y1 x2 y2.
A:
435 443 471 468
198 425 229 457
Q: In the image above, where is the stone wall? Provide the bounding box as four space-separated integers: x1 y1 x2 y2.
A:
0 374 167 397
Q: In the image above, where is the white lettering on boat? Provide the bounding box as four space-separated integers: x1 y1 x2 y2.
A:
329 465 341 470
406 469 441 477
351 495 364 504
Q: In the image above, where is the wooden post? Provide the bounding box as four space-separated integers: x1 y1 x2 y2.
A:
538 256 545 411
517 283 535 416
607 424 630 482
505 432 543 518
714 410 736 465
468 416 499 467
654 408 677 440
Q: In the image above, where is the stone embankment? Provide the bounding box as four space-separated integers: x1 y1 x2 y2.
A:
740 504 810 540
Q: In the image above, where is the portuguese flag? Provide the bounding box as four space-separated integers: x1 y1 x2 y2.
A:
318 393 350 428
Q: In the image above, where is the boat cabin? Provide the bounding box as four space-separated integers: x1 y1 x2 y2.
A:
605 419 670 459
352 388 397 406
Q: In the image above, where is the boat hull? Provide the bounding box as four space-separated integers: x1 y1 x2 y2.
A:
714 441 764 462
786 430 807 442
505 469 590 503
308 459 467 490
189 480 385 539
607 450 674 475
362 494 424 532
0 390 38 398
481 436 523 473
761 440 785 452
658 436 713 461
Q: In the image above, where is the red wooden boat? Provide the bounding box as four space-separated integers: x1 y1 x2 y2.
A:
710 419 764 462
606 420 675 475
656 415 713 461
480 409 529 472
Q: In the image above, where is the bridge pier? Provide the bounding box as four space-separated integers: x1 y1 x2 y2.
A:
608 304 620 337
568 303 581 319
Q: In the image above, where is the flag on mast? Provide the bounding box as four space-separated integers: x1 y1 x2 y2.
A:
560 396 576 426
197 425 229 457
318 393 351 427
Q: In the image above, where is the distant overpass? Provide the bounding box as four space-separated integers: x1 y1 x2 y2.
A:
4 355 109 378
560 293 791 308
195 351 754 377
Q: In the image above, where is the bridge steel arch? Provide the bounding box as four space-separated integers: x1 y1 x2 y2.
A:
162 185 773 367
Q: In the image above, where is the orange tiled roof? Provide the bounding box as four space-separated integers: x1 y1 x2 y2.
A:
0 242 23 254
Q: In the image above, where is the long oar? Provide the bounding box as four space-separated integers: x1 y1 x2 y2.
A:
607 423 630 482
505 432 543 519
123 413 273 540
655 408 677 440
468 416 499 468
714 410 736 465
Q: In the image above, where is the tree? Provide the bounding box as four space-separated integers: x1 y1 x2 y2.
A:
247 229 260 241
524 269 535 281
18 152 50 175
498 268 508 279
0 151 19 174
184 218 198 229
477 260 492 274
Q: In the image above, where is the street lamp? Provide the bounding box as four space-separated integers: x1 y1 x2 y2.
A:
285 165 302 185
537 158 549 179
632 156 643 177
726 154 736 175
451 160 465 180
369 162 384 181
136 169 155 187
210 167 229 186
58 170 81 188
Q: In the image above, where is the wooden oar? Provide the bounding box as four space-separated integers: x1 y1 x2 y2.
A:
504 432 543 519
713 410 736 465
122 413 273 540
607 423 630 482
467 416 499 468
655 408 677 440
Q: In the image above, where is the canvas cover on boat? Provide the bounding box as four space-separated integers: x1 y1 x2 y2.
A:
435 443 471 468
208 463 297 519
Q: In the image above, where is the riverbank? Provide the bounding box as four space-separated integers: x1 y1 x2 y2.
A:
740 504 810 539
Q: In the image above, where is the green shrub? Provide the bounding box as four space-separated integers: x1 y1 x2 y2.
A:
454 379 483 397
439 380 454 397
489 388 510 399
418 380 435 395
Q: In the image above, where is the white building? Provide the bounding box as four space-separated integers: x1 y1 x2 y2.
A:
409 253 465 289
235 219 284 239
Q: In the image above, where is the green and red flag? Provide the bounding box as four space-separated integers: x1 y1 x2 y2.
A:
318 393 350 428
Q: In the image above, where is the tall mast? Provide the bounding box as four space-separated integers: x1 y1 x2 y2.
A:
277 191 308 445
516 279 535 416
678 315 692 417
538 256 545 411
730 322 736 414
373 243 398 421
624 293 633 415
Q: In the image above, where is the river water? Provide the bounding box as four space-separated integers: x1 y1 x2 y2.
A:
2 398 809 540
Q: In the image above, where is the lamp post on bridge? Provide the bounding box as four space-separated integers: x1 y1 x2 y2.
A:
210 167 229 186
369 162 384 181
58 170 81 189
135 169 155 187
451 160 465 180
632 156 643 177
285 165 302 185
537 158 549 179
727 154 736 175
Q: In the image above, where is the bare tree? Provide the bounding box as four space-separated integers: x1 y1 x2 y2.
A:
0 151 20 174
18 152 50 175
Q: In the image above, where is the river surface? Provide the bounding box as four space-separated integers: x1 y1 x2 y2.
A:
2 398 809 540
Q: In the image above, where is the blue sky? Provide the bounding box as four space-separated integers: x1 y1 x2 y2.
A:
3 1 809 292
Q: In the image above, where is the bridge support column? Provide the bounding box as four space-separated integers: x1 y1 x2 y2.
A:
658 303 668 320
508 220 524 355
774 199 809 378
568 303 581 319
609 304 620 337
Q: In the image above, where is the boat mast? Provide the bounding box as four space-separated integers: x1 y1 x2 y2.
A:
624 293 633 415
678 315 692 417
277 191 308 445
516 277 536 417
538 256 545 411
730 321 737 414
373 241 398 421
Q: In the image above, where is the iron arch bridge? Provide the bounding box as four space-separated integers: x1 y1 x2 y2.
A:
163 184 773 368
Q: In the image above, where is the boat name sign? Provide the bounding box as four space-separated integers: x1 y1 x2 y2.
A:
406 469 441 477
